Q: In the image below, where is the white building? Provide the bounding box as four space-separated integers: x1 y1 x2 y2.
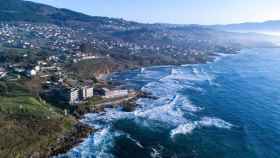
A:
0 68 7 78
80 86 94 100
67 88 80 105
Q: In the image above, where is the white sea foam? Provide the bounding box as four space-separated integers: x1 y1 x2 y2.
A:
198 117 233 129
137 68 167 80
136 68 205 125
192 67 200 76
170 94 202 112
185 85 205 92
134 98 187 125
55 127 117 158
170 117 233 138
134 93 202 125
212 53 235 63
170 122 197 137
141 67 216 98
160 67 217 87
150 148 162 158
141 80 182 96
160 68 191 81
141 67 146 73
126 134 144 149
194 67 217 85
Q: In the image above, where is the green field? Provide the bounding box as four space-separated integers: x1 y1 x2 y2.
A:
0 81 76 158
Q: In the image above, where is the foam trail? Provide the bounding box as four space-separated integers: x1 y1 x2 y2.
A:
150 148 162 158
212 53 235 63
171 94 203 112
199 117 233 129
126 134 144 149
170 122 197 137
141 67 145 73
170 117 233 138
161 67 216 85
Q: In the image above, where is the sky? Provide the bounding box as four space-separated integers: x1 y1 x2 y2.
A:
29 0 280 25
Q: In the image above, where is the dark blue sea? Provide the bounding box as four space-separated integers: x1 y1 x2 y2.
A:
57 48 280 158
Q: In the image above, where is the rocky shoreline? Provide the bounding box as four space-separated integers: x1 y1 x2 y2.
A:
48 123 95 157
49 90 155 157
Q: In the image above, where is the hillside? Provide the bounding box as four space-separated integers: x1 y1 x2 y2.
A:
0 0 95 22
0 80 80 158
0 0 139 28
0 0 276 54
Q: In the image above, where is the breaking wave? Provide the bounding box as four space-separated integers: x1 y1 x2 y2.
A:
170 122 197 137
55 127 118 158
199 117 233 129
170 117 233 138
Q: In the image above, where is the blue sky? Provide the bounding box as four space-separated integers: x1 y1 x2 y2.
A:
30 0 280 25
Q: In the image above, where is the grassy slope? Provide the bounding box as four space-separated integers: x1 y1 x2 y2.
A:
0 81 76 158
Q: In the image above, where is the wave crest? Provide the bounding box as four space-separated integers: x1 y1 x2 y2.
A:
170 117 233 138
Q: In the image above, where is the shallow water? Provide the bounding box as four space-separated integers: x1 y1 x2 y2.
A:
57 48 280 158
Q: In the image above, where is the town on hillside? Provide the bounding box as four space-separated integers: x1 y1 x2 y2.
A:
0 52 134 106
0 22 239 109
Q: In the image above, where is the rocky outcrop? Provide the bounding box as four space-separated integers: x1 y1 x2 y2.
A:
47 123 94 158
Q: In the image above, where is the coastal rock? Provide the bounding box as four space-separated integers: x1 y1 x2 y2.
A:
48 123 94 157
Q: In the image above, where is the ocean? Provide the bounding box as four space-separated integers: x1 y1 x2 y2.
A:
56 48 280 158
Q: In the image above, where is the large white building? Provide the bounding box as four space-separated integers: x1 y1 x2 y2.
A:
64 88 80 105
80 86 94 100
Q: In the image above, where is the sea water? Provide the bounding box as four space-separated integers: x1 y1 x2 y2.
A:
57 48 280 158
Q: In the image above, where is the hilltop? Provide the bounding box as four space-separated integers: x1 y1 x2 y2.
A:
0 0 95 23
